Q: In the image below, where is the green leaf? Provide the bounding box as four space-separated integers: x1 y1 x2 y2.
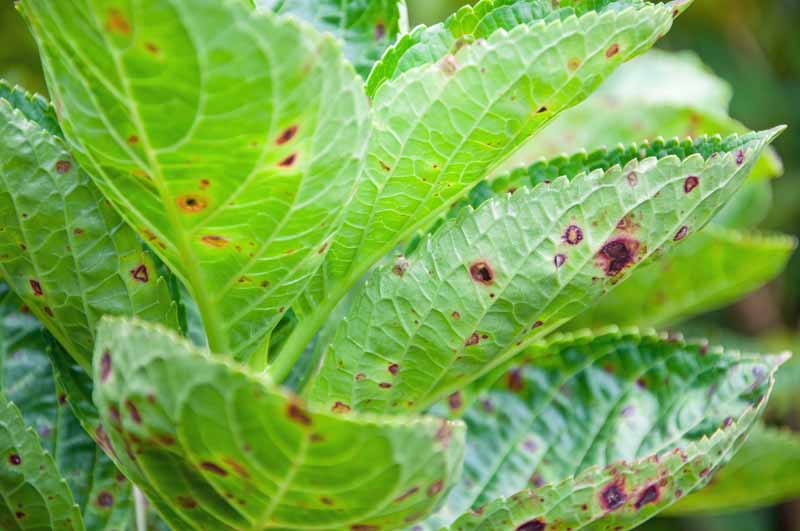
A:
0 393 85 530
569 227 796 329
93 317 465 531
0 283 134 530
0 93 177 371
504 49 783 181
20 0 370 361
426 330 785 531
0 80 62 137
667 426 800 515
306 129 782 414
281 0 688 377
258 0 408 79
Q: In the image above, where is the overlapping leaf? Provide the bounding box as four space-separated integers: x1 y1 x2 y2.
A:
283 0 690 374
0 394 85 530
257 0 407 79
0 283 134 529
93 317 465 531
667 426 800 515
0 89 176 370
424 330 785 531
20 0 370 360
306 129 781 414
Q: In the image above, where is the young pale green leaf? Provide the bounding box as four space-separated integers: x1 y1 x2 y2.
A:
306 129 782 414
283 0 689 375
0 283 134 530
93 317 465 531
503 49 782 180
257 0 407 79
0 393 86 530
424 330 785 531
667 426 800 515
0 93 177 371
570 227 796 329
20 0 370 361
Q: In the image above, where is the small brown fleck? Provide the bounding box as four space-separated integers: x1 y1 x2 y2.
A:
536 106 548 114
379 160 391 172
469 260 494 284
465 332 480 346
427 479 444 496
177 496 198 509
606 43 620 58
201 462 228 476
332 401 351 414
683 175 699 193
130 264 149 283
507 368 524 392
144 42 160 54
55 160 72 174
567 57 581 71
106 8 131 35
127 135 139 145
351 526 379 531
627 172 638 186
451 311 461 320
97 491 114 507
100 351 112 382
29 279 43 296
674 226 689 241
276 125 299 145
388 363 399 376
279 153 298 167
201 235 229 248
554 254 566 268
287 401 312 426
125 400 142 424
392 257 410 277
394 486 420 503
177 194 207 213
448 392 462 410
439 54 458 75
374 22 386 40
378 382 392 389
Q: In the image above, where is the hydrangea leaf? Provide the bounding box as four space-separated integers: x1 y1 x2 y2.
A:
504 49 782 181
0 283 134 530
20 0 370 361
667 426 800 515
0 393 85 530
306 128 782 414
0 91 177 371
281 0 689 376
570 227 796 329
424 330 785 531
257 0 408 79
93 317 465 531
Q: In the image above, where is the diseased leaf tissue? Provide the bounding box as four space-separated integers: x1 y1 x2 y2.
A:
0 0 795 530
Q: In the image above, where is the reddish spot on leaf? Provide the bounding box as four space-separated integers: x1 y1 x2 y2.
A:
276 125 299 145
176 194 207 213
469 260 494 284
125 400 142 424
427 479 444 496
355 373 366 381
600 479 628 511
627 171 639 186
700 468 710 478
451 310 461 320
379 382 392 389
597 237 640 276
634 484 660 509
29 279 43 296
73 228 84 236
736 149 745 165
529 473 545 487
97 491 114 508
105 8 131 35
674 226 689 241
331 401 351 414
351 526 379 531
8 454 21 466
318 242 329 254
177 496 198 509
279 153 298 167
127 135 139 145
448 392 462 410
201 235 229 248
374 21 386 40
516 519 546 531
722 416 733 428
388 363 399 375
394 486 420 503
201 462 228 476
144 42 160 55
606 43 620 58
683 176 699 193
465 332 480 346
563 225 583 245
287 402 312 426
567 57 581 71
55 160 72 174
507 368 524 392
554 254 567 268
101 350 112 382
130 264 149 283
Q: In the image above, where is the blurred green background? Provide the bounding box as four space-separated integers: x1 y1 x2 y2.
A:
2 1 798 530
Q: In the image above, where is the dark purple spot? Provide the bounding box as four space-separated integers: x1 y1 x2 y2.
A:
388 363 399 376
600 480 628 511
8 454 21 466
125 400 141 424
683 176 699 193
674 226 689 241
97 491 114 507
130 264 149 283
100 351 112 382
55 160 72 174
736 149 745 165
201 462 228 476
597 237 640 276
469 261 494 284
634 484 660 509
516 519 546 531
507 368 524 392
374 22 386 40
278 153 298 167
700 468 710 478
529 473 545 487
15 511 25 519
378 382 392 389
554 254 566 268
563 225 583 245
276 125 298 145
722 416 733 428
29 279 43 296
448 392 462 410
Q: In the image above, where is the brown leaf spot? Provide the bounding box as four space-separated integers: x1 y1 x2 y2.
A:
378 382 392 389
439 54 458 75
536 106 548 114
392 257 410 277
199 178 210 189
465 332 480 346
563 225 583 245
388 363 399 376
29 279 43 296
567 57 581 71
176 194 207 213
320 496 334 506
106 8 131 35
683 175 699 193
177 496 198 509
15 511 25 520
600 479 628 511
127 135 139 145
73 228 84 236
554 254 566 268
627 171 638 186
436 421 453 447
201 462 228 476
736 149 745 165
469 260 494 284
201 235 229 248
516 520 546 531
130 264 149 283
605 43 620 58
100 351 112 382
8 454 21 466
144 42 160 55
379 160 391 172
427 479 444 497
596 237 640 276
287 401 312 426
276 125 299 145
331 401 351 414
374 22 386 40
507 368 524 392
448 391 462 410
55 160 72 174
394 486 420 503
97 491 114 508
674 226 689 241
278 153 298 167
351 526 379 531
125 400 142 424
634 484 660 509
451 310 461 320
44 306 54 317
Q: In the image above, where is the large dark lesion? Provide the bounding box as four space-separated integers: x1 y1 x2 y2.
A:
596 237 640 277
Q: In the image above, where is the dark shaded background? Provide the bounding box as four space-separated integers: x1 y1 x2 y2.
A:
2 1 798 529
